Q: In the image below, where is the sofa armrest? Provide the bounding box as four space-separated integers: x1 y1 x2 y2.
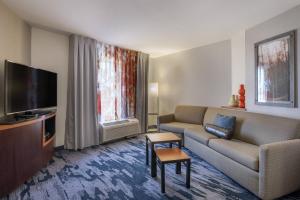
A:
259 139 300 199
157 114 175 130
157 114 175 124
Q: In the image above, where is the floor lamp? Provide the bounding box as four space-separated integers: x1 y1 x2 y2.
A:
148 82 159 132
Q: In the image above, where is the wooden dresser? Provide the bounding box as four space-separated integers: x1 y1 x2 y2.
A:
0 113 56 197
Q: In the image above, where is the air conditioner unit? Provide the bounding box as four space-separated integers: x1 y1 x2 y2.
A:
100 118 141 143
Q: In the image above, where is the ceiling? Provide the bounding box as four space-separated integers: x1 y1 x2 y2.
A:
3 0 300 57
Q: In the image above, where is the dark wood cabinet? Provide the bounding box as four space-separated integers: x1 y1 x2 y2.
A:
0 113 56 197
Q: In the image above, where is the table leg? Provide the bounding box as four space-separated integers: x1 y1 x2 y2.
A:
151 143 157 177
176 141 182 174
161 163 165 193
176 162 181 174
186 160 191 188
146 137 149 165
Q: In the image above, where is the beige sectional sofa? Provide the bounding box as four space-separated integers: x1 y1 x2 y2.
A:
158 105 300 199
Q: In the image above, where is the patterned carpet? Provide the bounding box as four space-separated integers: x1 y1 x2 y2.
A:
2 135 300 200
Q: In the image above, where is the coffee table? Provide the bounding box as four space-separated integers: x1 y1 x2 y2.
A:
155 148 191 193
145 132 182 177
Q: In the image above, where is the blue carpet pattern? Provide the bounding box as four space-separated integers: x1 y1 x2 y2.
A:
2 135 300 200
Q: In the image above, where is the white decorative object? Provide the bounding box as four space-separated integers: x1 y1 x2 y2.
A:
100 118 140 143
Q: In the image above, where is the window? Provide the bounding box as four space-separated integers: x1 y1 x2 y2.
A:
97 44 137 123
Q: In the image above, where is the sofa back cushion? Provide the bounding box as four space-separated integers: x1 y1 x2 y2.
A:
203 107 300 146
174 105 207 125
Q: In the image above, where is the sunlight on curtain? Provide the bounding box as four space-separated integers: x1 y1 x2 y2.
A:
97 44 138 123
97 44 122 122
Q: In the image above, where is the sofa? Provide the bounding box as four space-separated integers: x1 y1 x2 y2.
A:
158 105 300 199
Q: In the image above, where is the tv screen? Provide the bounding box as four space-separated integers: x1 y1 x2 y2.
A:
4 60 57 114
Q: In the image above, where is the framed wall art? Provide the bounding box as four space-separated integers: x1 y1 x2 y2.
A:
255 30 296 107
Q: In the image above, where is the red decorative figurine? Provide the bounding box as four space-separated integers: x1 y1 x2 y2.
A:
238 84 245 108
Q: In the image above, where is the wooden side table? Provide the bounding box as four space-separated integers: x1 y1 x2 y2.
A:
155 148 191 193
145 132 182 177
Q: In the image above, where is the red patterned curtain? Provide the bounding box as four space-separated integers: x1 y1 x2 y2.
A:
116 48 137 119
97 45 137 122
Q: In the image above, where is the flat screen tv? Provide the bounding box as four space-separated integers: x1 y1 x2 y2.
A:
4 60 57 114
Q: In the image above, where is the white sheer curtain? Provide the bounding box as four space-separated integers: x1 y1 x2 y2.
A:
97 44 140 123
97 44 122 122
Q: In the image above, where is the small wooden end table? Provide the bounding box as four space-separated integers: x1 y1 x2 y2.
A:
155 148 191 193
145 132 182 177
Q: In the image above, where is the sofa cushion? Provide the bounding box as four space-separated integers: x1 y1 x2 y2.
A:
208 139 259 171
204 107 300 145
205 124 233 140
174 105 207 125
159 122 201 134
214 114 236 130
184 126 218 145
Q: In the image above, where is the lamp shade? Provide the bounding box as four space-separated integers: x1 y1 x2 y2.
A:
149 82 158 97
148 82 159 114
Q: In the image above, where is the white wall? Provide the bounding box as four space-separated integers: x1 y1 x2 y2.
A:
231 31 246 94
31 27 69 146
0 1 31 117
152 40 231 114
245 5 300 119
0 1 31 65
149 6 300 120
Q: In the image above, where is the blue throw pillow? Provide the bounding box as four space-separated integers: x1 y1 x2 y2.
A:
213 114 236 130
204 124 233 140
204 114 236 140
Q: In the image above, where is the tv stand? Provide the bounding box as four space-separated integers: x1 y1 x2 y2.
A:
0 111 55 125
24 110 53 116
0 113 56 197
16 113 38 119
0 115 36 125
